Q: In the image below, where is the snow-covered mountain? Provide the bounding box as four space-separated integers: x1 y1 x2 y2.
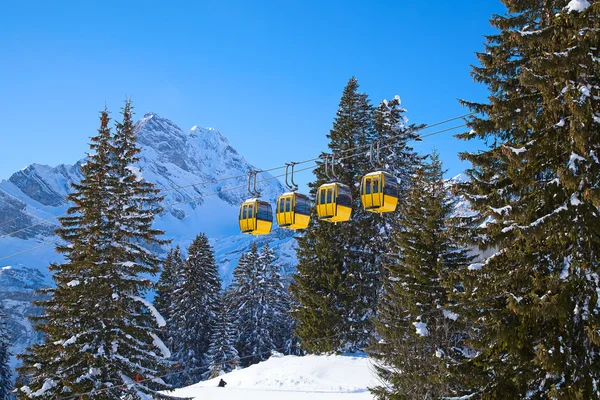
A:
0 112 297 371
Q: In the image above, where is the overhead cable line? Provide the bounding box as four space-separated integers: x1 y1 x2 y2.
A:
0 188 64 229
0 164 319 262
0 240 61 262
336 124 467 164
158 112 474 193
166 164 318 207
0 113 473 242
0 213 67 240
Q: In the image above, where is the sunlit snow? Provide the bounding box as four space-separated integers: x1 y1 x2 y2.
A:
169 354 377 400
565 0 590 12
413 321 429 337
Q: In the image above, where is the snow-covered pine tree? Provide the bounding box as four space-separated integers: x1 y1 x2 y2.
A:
230 243 274 367
17 105 177 399
373 96 420 194
105 100 174 398
259 243 297 354
0 304 12 399
369 152 474 399
169 233 221 387
205 291 239 379
291 77 380 353
371 96 422 304
456 1 600 397
17 109 116 399
154 245 184 348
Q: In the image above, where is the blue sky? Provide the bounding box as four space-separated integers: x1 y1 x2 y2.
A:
0 0 505 190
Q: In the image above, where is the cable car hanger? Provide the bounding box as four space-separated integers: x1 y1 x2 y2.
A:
324 154 340 181
247 170 261 198
277 162 311 230
240 170 273 235
284 162 299 192
370 140 381 169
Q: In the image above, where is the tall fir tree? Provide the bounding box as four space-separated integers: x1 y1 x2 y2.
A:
368 152 474 400
154 245 185 347
169 233 221 387
205 290 239 379
0 304 12 400
372 96 420 193
456 1 600 397
230 243 274 367
371 96 422 303
106 100 174 397
291 77 382 353
258 243 298 354
17 105 176 399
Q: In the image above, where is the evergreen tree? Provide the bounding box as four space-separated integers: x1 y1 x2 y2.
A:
457 1 600 397
205 291 239 379
259 243 298 354
368 152 474 400
371 96 422 306
372 96 420 194
291 77 381 353
230 243 274 367
17 105 176 399
169 233 221 387
154 245 184 347
0 304 12 400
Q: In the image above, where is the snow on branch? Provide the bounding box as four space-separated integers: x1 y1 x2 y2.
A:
413 321 429 337
29 379 57 397
501 204 568 233
150 332 171 358
565 0 590 12
127 294 166 327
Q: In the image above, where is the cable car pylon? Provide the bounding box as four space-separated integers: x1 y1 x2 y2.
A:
239 170 273 235
360 140 400 213
316 154 352 223
276 163 311 230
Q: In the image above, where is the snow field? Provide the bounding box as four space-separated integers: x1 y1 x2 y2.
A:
169 354 378 399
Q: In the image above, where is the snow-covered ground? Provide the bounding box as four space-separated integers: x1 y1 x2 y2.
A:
169 354 378 400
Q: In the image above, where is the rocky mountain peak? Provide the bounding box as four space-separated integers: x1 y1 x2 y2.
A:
189 126 230 151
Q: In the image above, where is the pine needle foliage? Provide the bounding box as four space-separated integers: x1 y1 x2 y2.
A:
456 1 600 397
205 291 240 379
0 304 12 399
228 242 293 367
291 78 419 354
369 152 474 400
17 104 177 399
259 243 298 355
169 233 221 387
230 243 274 367
154 246 185 346
291 77 380 353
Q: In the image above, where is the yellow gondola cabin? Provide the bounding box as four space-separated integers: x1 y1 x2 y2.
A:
276 192 311 230
360 171 399 213
316 183 352 223
239 199 273 235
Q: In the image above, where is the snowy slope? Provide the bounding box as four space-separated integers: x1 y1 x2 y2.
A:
0 112 297 370
169 354 377 400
